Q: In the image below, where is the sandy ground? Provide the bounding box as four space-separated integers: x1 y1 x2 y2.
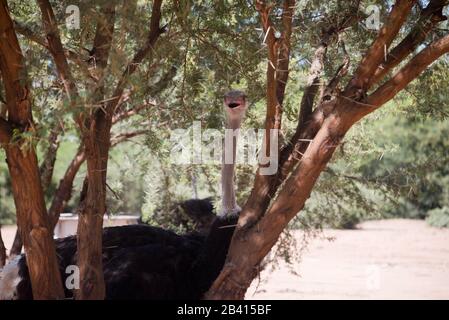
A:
2 219 448 299
247 219 449 299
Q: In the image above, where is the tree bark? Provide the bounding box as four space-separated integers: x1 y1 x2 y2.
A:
75 116 111 300
0 0 64 299
4 146 66 299
73 1 117 299
36 0 80 113
10 123 63 254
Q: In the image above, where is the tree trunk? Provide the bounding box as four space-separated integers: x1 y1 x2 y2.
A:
0 0 64 299
74 116 111 300
5 146 65 299
9 123 63 255
73 0 163 299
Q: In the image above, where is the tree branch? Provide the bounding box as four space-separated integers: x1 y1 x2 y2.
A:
368 0 448 88
104 0 165 117
146 65 178 96
89 2 117 90
276 0 295 106
14 20 47 47
48 125 149 229
110 65 176 124
366 33 449 111
111 102 155 124
235 1 290 231
0 2 31 125
48 144 86 229
14 20 97 82
256 0 281 131
36 0 79 106
279 5 359 187
297 34 329 130
275 49 350 195
110 129 150 146
346 0 416 95
92 4 116 70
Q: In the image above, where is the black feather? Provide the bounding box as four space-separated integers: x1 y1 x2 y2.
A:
14 198 238 300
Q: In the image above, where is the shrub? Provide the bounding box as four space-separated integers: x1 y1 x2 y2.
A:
426 207 449 228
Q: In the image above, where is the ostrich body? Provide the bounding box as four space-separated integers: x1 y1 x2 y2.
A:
0 90 247 300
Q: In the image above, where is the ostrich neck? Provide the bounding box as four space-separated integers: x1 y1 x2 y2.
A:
220 112 243 218
191 103 246 296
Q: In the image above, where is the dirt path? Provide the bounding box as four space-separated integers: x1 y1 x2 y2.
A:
2 219 448 299
247 219 449 299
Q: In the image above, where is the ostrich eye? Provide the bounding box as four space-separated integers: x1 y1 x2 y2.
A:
228 103 240 109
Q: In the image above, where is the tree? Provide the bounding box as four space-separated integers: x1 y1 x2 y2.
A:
0 0 64 299
205 0 449 299
1 0 167 298
34 0 165 299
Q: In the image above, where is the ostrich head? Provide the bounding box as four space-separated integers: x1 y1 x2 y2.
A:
220 90 248 218
223 90 247 128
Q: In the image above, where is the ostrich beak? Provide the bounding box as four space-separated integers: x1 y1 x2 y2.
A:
224 97 247 111
228 102 241 109
223 90 248 118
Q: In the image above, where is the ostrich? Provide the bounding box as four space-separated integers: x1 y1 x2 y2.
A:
147 197 216 234
0 90 248 300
